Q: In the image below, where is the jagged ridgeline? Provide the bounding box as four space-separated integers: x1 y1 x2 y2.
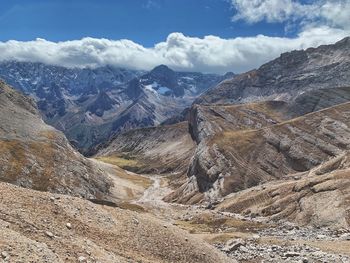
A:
0 62 229 154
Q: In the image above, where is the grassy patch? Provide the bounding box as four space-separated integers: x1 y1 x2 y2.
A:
175 213 268 235
96 155 143 170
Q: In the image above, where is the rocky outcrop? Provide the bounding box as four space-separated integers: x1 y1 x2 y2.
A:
0 80 112 198
197 37 350 105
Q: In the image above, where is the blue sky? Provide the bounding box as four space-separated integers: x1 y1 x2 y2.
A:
0 0 288 46
0 0 348 73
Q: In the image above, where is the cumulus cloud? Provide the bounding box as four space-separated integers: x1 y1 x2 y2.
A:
0 27 347 74
231 0 314 23
231 0 350 30
0 0 348 74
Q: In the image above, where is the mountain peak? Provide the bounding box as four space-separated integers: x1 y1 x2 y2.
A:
150 64 175 76
334 36 350 49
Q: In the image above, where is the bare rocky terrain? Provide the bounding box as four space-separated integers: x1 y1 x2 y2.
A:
0 182 234 263
1 37 350 263
169 99 350 204
0 81 235 263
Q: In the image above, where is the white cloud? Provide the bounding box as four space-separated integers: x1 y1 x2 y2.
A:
320 1 350 30
231 0 350 30
0 26 347 74
0 0 348 74
231 0 315 23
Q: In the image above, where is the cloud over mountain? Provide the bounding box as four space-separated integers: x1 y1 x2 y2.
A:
0 0 348 73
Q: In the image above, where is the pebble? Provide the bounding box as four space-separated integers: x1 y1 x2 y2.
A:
45 231 54 238
78 256 87 262
66 223 72 229
1 251 9 259
284 251 300 257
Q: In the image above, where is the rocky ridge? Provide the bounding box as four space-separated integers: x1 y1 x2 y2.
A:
197 37 350 105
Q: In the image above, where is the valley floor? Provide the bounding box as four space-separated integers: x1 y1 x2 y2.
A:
95 158 350 263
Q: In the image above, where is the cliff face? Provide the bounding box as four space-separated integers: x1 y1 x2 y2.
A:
0 81 112 199
197 37 350 105
168 98 350 204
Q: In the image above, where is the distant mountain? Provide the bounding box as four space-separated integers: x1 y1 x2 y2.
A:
0 80 112 198
197 37 350 105
0 61 227 154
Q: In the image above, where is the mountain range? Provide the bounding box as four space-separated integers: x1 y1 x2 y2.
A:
1 36 350 262
98 37 350 228
0 61 229 154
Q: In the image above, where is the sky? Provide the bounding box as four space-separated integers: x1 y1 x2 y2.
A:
0 0 349 73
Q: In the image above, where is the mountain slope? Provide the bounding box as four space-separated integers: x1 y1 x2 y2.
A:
96 121 196 174
0 80 112 198
0 182 235 263
197 37 350 105
168 100 350 204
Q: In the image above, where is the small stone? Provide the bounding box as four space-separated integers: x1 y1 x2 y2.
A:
284 251 300 257
50 196 55 202
45 231 54 238
222 239 245 253
339 233 350 240
163 225 167 228
66 223 72 229
132 218 139 225
1 251 9 259
239 246 249 253
78 256 87 262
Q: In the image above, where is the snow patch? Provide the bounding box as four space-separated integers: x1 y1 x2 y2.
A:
143 81 172 96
